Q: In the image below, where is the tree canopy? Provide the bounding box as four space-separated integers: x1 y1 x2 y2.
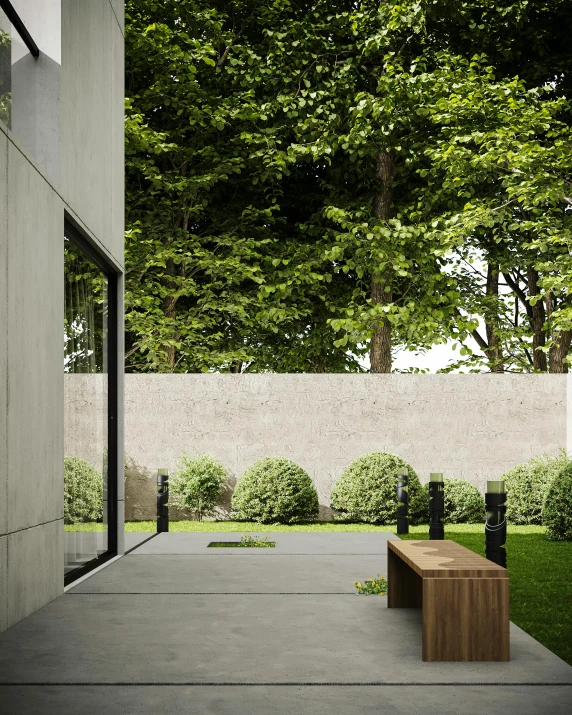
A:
125 0 572 373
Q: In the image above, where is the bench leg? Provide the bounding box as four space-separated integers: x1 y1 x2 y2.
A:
388 547 423 608
422 577 510 661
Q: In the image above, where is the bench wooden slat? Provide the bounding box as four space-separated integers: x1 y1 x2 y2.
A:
388 539 508 579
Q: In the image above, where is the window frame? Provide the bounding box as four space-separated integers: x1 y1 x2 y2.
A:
63 218 120 586
0 0 40 58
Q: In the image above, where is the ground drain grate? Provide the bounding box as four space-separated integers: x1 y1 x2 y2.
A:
207 541 276 548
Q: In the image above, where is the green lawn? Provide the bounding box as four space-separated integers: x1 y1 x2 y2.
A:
126 520 571 665
65 523 106 532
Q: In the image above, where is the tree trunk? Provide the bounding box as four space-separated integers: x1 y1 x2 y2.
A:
526 266 547 371
161 257 178 371
485 264 504 372
545 294 571 373
370 150 395 374
549 331 571 373
370 276 392 372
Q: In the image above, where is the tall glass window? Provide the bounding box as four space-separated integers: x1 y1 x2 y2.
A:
64 228 116 581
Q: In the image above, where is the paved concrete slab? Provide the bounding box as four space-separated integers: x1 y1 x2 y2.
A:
0 593 570 684
124 532 157 553
0 684 571 715
130 531 396 554
68 555 388 593
2 531 571 712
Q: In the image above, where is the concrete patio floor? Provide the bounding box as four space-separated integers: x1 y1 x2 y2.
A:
0 532 571 714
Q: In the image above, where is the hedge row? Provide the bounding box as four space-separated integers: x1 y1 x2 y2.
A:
67 450 572 539
170 452 490 525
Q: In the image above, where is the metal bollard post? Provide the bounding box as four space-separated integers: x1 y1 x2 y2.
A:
485 480 506 568
396 467 409 535
157 468 169 533
429 472 445 540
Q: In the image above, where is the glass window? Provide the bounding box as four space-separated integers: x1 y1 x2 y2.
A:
64 230 115 580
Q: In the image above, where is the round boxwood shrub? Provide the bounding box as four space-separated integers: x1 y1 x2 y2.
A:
543 461 572 541
422 478 484 524
502 452 568 525
232 457 319 524
64 456 103 524
330 452 428 525
170 453 228 521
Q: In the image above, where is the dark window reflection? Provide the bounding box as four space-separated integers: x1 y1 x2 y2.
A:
64 235 109 576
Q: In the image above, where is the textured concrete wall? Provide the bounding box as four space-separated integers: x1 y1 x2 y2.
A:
0 1 125 633
0 126 65 631
62 0 124 268
122 375 567 520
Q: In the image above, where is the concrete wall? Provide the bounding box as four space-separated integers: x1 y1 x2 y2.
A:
62 0 124 265
121 375 567 521
0 1 124 633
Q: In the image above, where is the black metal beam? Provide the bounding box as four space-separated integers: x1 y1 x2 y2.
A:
0 0 40 58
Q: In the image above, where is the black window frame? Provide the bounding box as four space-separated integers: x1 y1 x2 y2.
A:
63 218 120 586
0 0 40 58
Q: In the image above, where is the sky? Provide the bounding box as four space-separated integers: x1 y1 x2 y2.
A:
392 341 464 373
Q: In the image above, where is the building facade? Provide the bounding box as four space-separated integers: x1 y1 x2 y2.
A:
0 0 124 632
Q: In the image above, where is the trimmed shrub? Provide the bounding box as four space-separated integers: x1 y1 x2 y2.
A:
543 461 572 541
232 457 319 524
170 453 227 521
330 452 428 525
422 478 484 524
502 452 569 525
64 456 103 524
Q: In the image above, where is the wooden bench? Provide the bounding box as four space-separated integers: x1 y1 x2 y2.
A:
388 539 509 662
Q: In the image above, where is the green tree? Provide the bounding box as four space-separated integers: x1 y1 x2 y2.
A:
125 1 360 373
125 1 572 373
422 58 572 372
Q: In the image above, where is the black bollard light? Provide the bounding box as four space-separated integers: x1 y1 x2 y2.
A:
157 468 169 533
396 467 409 535
485 480 507 568
429 472 445 540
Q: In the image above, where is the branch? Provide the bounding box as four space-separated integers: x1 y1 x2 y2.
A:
217 44 234 68
502 271 534 321
471 327 489 352
217 29 243 69
453 308 489 351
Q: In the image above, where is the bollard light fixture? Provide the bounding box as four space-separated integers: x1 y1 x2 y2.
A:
157 468 170 533
485 480 507 568
396 467 409 535
429 472 445 540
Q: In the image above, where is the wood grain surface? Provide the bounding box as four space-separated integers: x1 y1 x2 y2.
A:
387 539 510 661
388 539 508 579
422 577 510 661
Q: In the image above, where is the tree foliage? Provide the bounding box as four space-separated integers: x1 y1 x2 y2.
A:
232 457 319 523
330 452 427 525
170 453 228 521
125 0 572 373
64 457 103 524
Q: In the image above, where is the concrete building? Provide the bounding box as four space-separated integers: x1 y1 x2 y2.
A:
0 0 124 632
